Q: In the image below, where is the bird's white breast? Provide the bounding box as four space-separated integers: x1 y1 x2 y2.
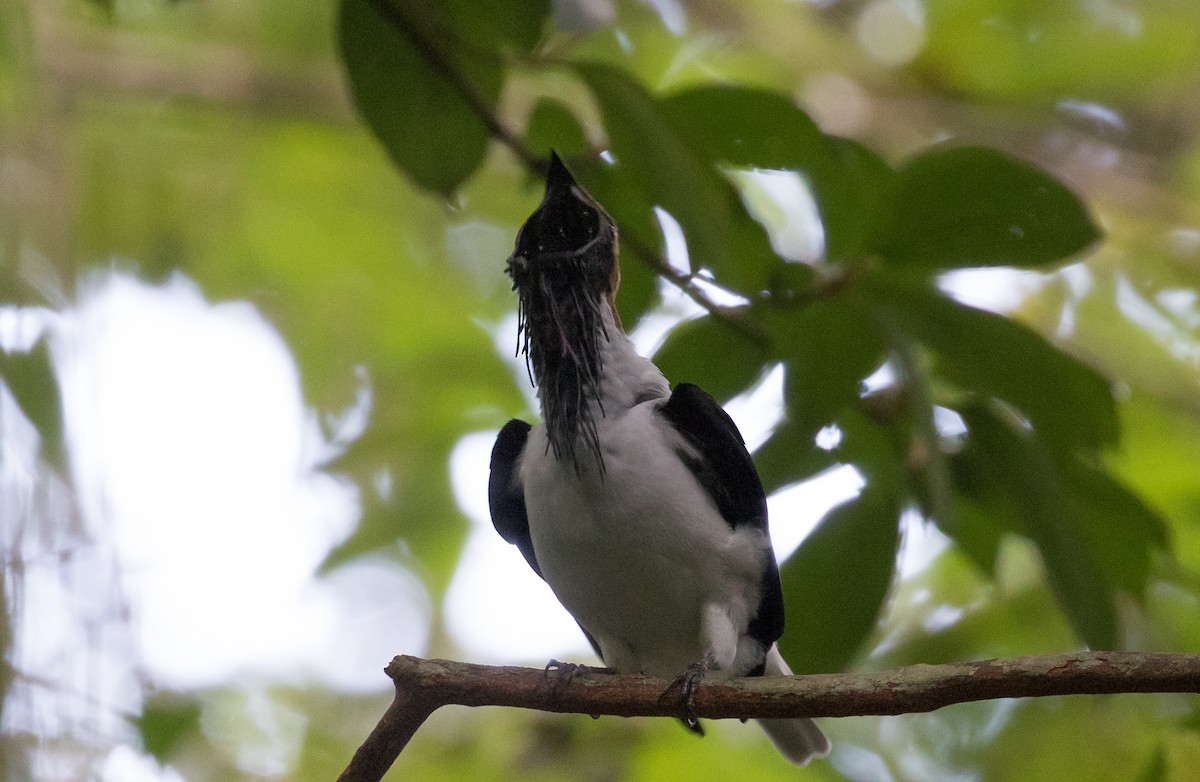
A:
519 399 768 678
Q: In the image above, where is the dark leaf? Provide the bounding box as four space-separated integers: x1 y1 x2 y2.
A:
767 293 887 442
0 340 64 469
614 246 659 331
1060 459 1170 594
879 145 1100 269
441 0 548 53
874 273 1118 452
959 402 1118 649
941 492 1007 574
752 419 839 496
339 0 503 195
766 262 817 301
569 156 661 253
660 85 828 171
654 315 767 404
576 64 726 274
576 65 779 293
945 448 1023 574
660 87 890 263
778 415 903 673
724 207 787 296
814 136 894 262
133 696 202 763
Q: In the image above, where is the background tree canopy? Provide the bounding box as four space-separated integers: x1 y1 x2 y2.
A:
2 0 1200 780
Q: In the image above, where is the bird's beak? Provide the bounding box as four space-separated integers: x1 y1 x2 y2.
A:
545 149 577 195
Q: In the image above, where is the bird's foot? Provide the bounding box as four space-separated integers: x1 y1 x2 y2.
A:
544 659 611 682
669 657 712 736
544 658 583 682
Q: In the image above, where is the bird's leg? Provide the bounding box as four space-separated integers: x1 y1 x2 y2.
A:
670 656 714 736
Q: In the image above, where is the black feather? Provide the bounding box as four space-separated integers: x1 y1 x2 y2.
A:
659 383 785 653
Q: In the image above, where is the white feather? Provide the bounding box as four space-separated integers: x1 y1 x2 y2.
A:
756 646 831 766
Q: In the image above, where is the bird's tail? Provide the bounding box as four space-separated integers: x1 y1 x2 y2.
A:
755 646 831 766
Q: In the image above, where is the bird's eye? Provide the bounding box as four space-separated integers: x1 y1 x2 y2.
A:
506 254 528 277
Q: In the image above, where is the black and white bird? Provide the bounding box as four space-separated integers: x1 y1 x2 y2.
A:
488 152 829 765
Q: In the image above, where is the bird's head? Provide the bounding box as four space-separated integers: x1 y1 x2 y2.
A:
506 151 621 322
506 152 621 470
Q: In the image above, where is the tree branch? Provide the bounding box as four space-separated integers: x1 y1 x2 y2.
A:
338 652 1200 781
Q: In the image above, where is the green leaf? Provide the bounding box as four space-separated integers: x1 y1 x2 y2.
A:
959 402 1118 649
441 0 548 53
525 98 590 160
0 339 64 469
660 85 828 171
879 145 1100 269
778 415 903 674
814 136 894 262
765 260 816 300
654 316 767 404
320 466 469 593
767 293 887 442
1059 459 1170 594
724 208 786 296
1135 747 1167 782
659 87 892 264
576 65 778 291
946 448 1022 574
752 419 839 495
339 0 502 195
941 492 1007 574
574 64 723 273
874 273 1118 452
1107 392 1200 575
133 696 202 763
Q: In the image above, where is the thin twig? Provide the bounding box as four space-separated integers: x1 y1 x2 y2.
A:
620 231 771 347
337 652 1200 782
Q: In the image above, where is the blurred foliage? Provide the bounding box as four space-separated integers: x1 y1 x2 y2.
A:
3 0 1200 779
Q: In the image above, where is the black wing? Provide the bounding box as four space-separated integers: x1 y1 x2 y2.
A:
488 418 603 658
489 419 542 577
659 383 785 654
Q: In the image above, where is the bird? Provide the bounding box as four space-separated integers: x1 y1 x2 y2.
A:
488 151 830 766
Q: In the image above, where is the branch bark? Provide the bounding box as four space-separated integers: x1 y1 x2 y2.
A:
337 652 1200 782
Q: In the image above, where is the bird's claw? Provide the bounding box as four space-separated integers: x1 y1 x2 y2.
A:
544 658 583 682
670 658 711 736
544 659 612 683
